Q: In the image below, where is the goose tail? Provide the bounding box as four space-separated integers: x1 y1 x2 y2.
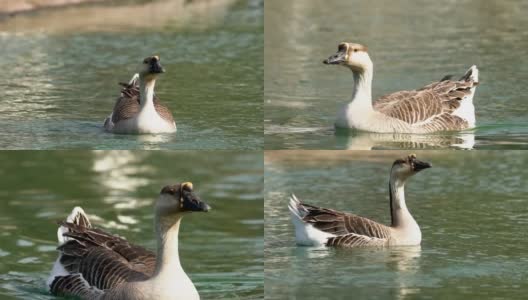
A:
460 65 479 83
288 194 333 246
57 206 91 245
48 207 91 289
127 73 140 86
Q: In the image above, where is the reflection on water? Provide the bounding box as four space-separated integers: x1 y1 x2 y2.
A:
0 0 263 150
264 0 528 149
335 130 476 150
265 151 528 300
0 151 264 299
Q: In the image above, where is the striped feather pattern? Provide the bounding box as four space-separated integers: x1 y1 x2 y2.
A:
297 202 392 247
327 233 387 247
53 221 156 295
111 82 175 124
50 273 103 298
373 78 477 132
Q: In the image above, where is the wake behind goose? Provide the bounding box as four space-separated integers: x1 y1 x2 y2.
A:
289 154 431 248
104 56 177 134
47 182 209 300
324 42 479 133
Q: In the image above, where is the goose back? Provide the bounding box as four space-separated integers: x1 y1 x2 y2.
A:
373 77 478 132
111 82 175 124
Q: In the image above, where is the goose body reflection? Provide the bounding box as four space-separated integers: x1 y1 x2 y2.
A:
337 131 476 150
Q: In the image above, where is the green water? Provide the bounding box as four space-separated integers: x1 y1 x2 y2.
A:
0 0 263 150
264 0 528 149
265 151 528 299
0 151 264 299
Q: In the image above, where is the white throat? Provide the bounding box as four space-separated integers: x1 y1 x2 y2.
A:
153 215 183 277
136 214 199 300
139 77 156 112
349 65 373 111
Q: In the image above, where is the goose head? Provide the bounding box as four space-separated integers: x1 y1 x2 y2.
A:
156 182 210 217
139 55 165 81
391 154 432 181
323 42 372 72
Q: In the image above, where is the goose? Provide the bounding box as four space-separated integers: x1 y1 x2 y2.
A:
323 42 479 133
103 56 177 134
47 182 210 300
288 154 431 248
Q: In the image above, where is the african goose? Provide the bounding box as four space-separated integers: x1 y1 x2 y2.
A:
288 154 431 248
104 56 177 134
47 182 210 300
323 42 479 133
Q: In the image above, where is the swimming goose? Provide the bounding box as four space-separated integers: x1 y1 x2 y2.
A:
288 154 431 248
323 42 479 133
104 56 177 134
47 182 210 300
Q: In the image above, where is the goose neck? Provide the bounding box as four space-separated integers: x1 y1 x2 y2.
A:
153 214 183 277
389 174 411 228
350 66 373 109
139 77 156 110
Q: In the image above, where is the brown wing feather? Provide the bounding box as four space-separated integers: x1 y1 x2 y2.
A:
300 203 391 240
373 79 476 128
326 233 387 247
112 82 175 124
50 273 104 298
57 222 156 291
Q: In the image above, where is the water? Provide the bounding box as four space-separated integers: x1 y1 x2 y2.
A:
0 151 263 299
264 0 528 150
265 151 528 299
0 0 263 150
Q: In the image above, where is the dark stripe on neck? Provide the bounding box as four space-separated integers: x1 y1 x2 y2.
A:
389 182 395 226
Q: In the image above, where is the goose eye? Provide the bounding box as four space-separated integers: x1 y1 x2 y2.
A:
353 49 358 52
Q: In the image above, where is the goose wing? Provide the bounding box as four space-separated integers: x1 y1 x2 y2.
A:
299 203 391 240
326 233 387 247
50 273 104 298
57 222 156 290
111 84 141 124
373 79 477 129
112 81 175 124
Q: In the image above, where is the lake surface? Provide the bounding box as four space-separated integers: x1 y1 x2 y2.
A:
0 151 263 299
265 151 528 299
264 0 528 150
0 0 263 150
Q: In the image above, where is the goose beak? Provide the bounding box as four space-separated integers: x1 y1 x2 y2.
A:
412 159 432 172
181 190 210 212
150 61 165 74
323 50 347 65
